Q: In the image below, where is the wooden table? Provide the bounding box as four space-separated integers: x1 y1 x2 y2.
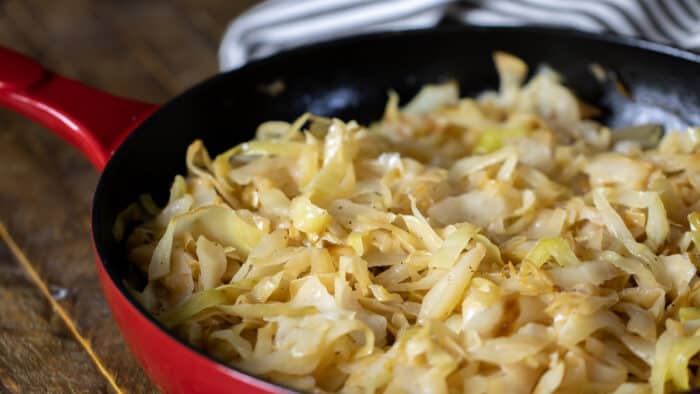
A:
0 1 257 392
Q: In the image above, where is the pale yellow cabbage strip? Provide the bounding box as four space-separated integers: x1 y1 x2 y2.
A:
428 223 478 268
524 237 580 267
419 243 485 322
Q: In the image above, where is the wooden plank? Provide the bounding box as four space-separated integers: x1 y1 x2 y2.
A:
0 0 259 392
88 1 220 94
0 241 109 393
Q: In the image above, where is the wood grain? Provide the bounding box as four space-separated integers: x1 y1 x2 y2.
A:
0 240 109 393
0 1 257 392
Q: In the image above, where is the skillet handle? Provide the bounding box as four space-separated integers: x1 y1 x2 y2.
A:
0 46 158 171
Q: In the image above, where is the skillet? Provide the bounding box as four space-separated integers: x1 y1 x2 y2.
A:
0 26 699 393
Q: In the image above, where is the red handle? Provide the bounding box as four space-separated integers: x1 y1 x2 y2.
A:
0 47 158 171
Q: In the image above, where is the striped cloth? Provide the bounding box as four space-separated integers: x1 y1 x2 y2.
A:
219 0 700 70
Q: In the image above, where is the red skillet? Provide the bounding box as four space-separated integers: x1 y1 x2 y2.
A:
1 26 699 393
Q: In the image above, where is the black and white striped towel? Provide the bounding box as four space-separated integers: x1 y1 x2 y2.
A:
219 0 700 70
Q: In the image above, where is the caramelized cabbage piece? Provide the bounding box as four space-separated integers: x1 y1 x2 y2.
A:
119 53 700 393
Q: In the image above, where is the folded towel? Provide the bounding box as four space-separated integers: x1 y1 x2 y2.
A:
219 0 700 71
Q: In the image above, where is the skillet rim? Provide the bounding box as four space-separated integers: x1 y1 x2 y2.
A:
92 24 700 392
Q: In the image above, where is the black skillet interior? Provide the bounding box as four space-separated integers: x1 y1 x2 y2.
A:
93 24 700 369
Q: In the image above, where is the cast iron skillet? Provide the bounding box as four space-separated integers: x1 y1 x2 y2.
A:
1 26 699 393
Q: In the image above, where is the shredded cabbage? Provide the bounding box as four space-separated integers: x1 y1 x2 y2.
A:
118 52 700 393
524 237 580 267
474 127 527 154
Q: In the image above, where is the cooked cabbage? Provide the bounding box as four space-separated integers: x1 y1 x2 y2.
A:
119 53 700 393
